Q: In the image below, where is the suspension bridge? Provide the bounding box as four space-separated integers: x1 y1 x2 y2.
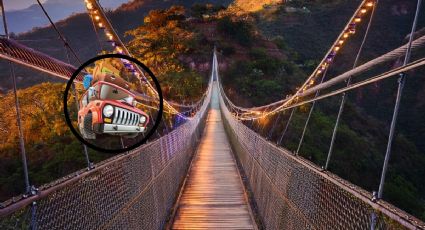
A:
0 0 425 229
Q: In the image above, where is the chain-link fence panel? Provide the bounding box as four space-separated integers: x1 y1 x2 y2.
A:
0 82 212 230
219 89 425 230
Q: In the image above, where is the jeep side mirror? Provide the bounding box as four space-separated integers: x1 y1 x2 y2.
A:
88 87 96 98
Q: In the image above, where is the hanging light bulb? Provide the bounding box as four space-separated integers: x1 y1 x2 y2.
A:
354 17 361 23
348 23 356 34
360 8 367 14
86 3 93 10
98 22 104 28
338 39 344 45
106 32 113 41
94 15 100 21
366 1 374 7
334 46 341 52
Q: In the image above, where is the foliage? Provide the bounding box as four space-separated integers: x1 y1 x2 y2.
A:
126 6 193 76
161 70 204 102
223 55 304 106
221 0 425 220
125 6 214 102
217 16 254 46
0 83 112 200
191 3 226 19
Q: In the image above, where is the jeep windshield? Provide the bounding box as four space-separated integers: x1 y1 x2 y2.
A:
99 83 134 105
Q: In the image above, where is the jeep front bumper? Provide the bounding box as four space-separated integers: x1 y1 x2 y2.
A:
95 123 146 134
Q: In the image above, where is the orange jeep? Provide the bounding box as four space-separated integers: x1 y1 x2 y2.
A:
78 80 149 140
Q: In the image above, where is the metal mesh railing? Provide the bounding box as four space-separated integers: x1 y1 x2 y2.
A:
219 87 425 230
0 80 212 230
0 38 86 81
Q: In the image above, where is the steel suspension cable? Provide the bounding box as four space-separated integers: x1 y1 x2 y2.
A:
267 111 282 139
377 0 422 200
236 34 425 121
1 0 31 194
88 13 104 53
230 0 371 115
64 48 93 169
39 0 94 168
1 1 38 229
295 69 328 155
325 0 378 170
36 0 82 65
273 57 425 113
278 107 295 145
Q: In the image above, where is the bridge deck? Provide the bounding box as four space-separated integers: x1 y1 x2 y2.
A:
171 84 256 229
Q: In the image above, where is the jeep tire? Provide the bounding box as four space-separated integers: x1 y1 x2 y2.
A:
83 113 96 139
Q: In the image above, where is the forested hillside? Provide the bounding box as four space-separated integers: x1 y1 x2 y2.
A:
218 0 425 220
0 0 424 221
0 0 233 91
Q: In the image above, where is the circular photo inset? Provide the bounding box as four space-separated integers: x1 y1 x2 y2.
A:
64 54 163 154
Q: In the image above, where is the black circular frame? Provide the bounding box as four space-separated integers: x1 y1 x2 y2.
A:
63 54 163 154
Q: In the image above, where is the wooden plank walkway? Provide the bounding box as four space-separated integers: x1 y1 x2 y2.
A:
171 84 256 229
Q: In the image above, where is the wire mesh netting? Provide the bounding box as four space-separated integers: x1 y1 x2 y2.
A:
219 87 425 230
0 83 211 230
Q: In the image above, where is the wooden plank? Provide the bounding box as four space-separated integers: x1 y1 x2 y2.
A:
172 84 256 229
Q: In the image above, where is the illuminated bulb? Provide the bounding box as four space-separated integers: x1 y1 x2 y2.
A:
334 46 340 52
309 80 314 85
360 8 367 14
343 33 349 38
338 40 344 45
317 70 322 74
106 33 113 40
86 3 93 10
354 17 361 23
366 1 374 7
94 15 100 21
98 22 104 28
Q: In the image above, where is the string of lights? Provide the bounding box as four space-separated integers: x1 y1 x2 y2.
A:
283 0 375 106
230 0 376 118
83 0 184 115
227 0 389 120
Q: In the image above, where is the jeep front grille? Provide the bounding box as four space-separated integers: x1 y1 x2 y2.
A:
112 107 140 126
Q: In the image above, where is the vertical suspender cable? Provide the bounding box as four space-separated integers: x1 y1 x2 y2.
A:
88 15 104 52
268 111 282 140
295 69 328 155
37 0 93 168
64 48 93 169
35 0 82 64
1 1 37 229
278 107 295 145
0 0 31 194
325 0 378 170
377 0 422 199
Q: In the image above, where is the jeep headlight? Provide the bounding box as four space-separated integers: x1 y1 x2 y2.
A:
139 116 147 124
103 105 114 118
